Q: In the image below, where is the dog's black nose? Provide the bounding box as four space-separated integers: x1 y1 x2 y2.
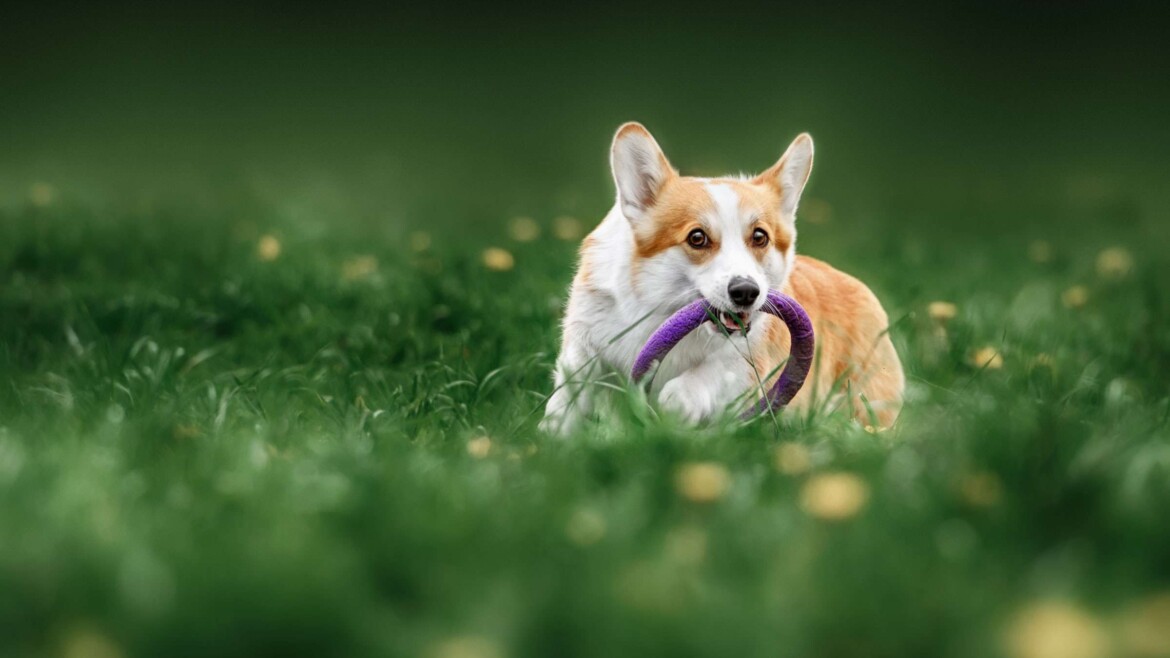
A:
728 277 760 307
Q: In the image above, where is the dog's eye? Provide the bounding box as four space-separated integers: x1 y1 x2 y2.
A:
751 228 769 247
686 229 710 248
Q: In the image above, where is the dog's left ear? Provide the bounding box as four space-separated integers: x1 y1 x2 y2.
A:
754 133 814 217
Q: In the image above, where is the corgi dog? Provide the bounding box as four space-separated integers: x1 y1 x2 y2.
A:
541 122 904 436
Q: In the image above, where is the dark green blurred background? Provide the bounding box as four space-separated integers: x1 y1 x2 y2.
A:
4 4 1170 658
4 1 1169 234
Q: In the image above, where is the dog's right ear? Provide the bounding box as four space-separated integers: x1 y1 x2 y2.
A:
611 122 676 223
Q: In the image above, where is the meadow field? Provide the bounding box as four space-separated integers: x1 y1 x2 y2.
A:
3 4 1170 657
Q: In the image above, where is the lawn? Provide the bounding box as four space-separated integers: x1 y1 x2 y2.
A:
3 5 1170 658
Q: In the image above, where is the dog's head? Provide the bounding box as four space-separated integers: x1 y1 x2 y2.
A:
611 122 814 334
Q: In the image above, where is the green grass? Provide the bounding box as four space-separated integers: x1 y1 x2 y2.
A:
6 7 1170 654
2 169 1169 658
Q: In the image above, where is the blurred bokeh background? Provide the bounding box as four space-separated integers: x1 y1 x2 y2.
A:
5 1 1169 233
4 3 1170 658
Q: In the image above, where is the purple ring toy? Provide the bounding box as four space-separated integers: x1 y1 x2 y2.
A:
631 290 815 419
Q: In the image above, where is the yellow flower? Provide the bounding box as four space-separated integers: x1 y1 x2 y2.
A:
970 346 1004 369
410 231 432 252
1030 353 1055 372
62 627 124 658
466 436 492 458
1096 246 1134 280
172 425 201 441
29 182 55 207
1120 592 1170 657
664 525 708 565
565 508 606 546
927 301 958 322
508 216 541 242
341 255 378 281
1028 240 1053 264
614 560 686 614
256 234 282 262
482 247 515 271
801 472 869 520
674 462 730 503
553 216 584 241
1004 601 1108 658
426 636 504 658
960 471 1003 508
774 443 811 475
1061 285 1089 309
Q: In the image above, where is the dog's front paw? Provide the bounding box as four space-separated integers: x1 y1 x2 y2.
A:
538 412 573 438
658 377 716 424
539 401 583 438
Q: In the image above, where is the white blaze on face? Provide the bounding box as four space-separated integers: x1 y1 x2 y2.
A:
700 183 767 310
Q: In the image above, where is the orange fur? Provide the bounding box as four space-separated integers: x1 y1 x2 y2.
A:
623 165 900 426
574 235 597 290
753 255 904 427
633 177 793 260
633 177 714 262
730 180 793 254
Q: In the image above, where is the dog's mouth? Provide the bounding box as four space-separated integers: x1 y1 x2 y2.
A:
713 309 752 335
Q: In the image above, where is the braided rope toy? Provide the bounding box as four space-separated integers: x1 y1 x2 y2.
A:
631 290 815 419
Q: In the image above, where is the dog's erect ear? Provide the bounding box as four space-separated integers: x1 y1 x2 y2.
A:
611 122 676 223
754 133 814 218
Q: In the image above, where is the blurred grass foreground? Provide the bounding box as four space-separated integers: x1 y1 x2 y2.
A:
3 3 1170 658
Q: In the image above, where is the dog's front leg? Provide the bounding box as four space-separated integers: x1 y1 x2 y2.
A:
657 347 751 424
540 335 597 438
